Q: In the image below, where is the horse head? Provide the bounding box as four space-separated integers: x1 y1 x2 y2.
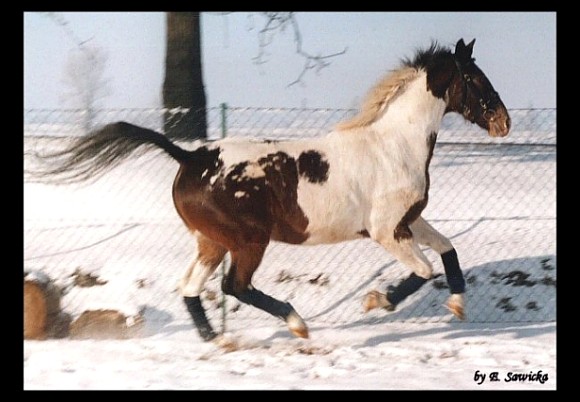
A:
446 38 511 137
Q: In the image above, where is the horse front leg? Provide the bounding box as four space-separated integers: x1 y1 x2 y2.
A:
363 217 466 319
180 234 227 341
410 217 465 319
363 231 433 313
222 243 309 339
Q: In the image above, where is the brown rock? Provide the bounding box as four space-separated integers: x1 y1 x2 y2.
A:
69 309 144 340
24 281 47 340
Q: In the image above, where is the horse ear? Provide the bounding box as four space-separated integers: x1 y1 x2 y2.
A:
455 38 475 62
465 38 476 54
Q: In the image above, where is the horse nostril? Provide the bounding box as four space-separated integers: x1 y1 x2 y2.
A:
484 110 496 122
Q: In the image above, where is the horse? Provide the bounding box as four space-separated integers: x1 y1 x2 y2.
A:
29 38 510 342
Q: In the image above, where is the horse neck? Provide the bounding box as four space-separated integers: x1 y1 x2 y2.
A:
371 71 447 145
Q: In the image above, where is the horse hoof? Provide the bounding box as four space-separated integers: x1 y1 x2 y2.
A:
445 293 465 320
290 326 309 339
212 333 239 352
287 311 309 339
363 290 393 312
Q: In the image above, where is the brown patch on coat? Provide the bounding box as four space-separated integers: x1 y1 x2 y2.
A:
394 131 438 241
297 150 330 184
173 151 309 250
425 56 457 99
394 200 428 241
259 152 310 243
197 235 227 268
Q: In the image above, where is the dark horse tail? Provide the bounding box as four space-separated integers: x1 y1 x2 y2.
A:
27 122 193 184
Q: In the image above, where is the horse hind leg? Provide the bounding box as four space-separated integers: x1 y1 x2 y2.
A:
180 234 227 341
222 243 309 339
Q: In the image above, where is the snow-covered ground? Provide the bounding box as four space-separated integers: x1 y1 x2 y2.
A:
24 321 555 390
23 125 556 390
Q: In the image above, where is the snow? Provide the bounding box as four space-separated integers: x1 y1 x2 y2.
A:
23 125 556 390
24 322 555 390
24 270 52 285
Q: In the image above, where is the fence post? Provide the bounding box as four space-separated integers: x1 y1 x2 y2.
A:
219 103 228 334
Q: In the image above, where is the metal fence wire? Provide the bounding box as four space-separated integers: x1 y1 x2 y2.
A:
24 107 556 330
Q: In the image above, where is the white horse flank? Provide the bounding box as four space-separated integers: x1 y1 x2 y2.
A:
32 39 511 342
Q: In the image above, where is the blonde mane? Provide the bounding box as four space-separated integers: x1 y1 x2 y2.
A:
336 67 420 131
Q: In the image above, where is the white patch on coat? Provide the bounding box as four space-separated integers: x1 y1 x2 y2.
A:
209 174 220 186
242 164 266 179
234 191 247 198
180 260 214 297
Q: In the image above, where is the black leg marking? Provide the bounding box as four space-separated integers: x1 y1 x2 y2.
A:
386 273 429 306
236 287 294 321
441 248 465 294
184 296 217 341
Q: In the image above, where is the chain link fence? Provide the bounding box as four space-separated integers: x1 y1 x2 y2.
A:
24 107 556 332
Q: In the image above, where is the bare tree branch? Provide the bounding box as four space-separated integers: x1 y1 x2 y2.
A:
252 12 347 87
41 13 102 67
42 12 89 50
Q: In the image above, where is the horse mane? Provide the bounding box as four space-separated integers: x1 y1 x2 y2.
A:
336 42 452 132
335 67 419 131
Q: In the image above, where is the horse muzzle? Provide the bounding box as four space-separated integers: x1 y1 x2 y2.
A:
486 107 511 137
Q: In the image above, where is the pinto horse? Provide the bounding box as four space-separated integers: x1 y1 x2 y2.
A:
31 39 510 342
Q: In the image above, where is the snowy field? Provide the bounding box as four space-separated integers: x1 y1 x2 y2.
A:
24 321 555 390
23 125 556 390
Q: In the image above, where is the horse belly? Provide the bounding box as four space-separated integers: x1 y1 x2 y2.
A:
302 226 362 245
297 181 364 245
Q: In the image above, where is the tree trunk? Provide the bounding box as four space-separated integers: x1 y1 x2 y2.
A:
163 12 207 140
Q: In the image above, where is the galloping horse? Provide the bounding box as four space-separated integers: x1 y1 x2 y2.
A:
31 39 510 342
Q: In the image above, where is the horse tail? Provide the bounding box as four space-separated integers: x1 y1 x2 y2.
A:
26 122 193 184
